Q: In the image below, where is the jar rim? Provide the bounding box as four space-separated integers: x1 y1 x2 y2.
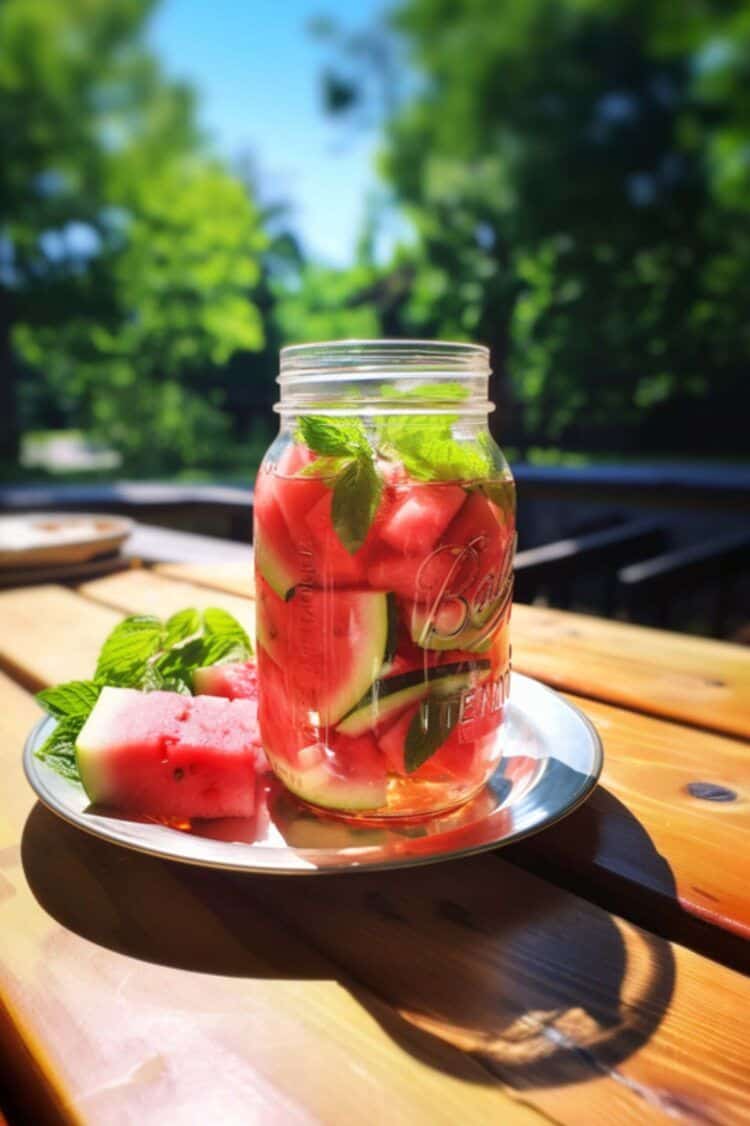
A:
279 338 491 379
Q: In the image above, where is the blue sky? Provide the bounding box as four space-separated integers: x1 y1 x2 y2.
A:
148 0 387 264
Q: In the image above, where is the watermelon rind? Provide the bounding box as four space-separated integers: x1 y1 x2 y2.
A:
272 752 388 812
255 531 297 600
337 660 488 737
75 686 137 803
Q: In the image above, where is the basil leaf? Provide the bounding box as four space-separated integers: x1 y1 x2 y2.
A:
331 457 382 554
405 696 461 773
95 615 164 686
37 680 100 719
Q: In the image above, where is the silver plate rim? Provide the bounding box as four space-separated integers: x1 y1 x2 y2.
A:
23 673 603 876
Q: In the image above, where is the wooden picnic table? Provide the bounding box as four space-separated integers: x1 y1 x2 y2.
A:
0 538 749 1124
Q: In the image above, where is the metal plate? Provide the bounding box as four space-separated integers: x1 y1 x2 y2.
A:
23 673 602 875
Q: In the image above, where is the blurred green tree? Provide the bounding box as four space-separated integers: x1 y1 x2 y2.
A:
323 0 750 454
0 0 266 471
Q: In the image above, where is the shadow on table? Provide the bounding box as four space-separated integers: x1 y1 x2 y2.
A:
507 785 749 972
22 799 675 1092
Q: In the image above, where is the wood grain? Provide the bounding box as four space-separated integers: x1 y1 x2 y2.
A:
148 563 750 740
5 659 750 1122
251 859 750 1124
511 693 750 959
78 569 254 631
0 585 121 689
155 562 253 598
0 672 541 1126
2 579 749 1122
510 603 750 739
7 575 748 955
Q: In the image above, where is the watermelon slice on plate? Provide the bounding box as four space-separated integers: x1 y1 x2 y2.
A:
75 687 265 819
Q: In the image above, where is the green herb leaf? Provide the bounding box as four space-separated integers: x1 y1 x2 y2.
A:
35 716 85 784
164 608 202 647
297 415 368 458
37 680 100 719
331 457 382 554
95 615 164 686
202 607 253 654
404 696 461 772
375 381 491 482
298 455 349 479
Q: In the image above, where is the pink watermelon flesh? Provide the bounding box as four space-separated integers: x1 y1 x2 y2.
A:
378 704 481 781
367 544 478 602
193 660 259 700
258 586 388 727
304 489 369 584
254 488 302 598
379 484 466 555
76 687 264 819
255 573 289 666
443 490 506 564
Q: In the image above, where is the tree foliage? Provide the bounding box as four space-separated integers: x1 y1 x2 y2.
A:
326 0 750 453
0 0 267 470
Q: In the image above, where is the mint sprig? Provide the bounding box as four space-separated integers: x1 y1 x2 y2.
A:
35 606 254 782
37 680 101 719
296 416 382 554
376 383 491 483
35 717 85 784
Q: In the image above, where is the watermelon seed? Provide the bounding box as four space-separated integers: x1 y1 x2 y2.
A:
173 767 185 781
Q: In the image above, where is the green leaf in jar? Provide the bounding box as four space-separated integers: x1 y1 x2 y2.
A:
331 456 383 555
376 384 491 483
404 695 461 772
296 414 383 554
296 415 369 458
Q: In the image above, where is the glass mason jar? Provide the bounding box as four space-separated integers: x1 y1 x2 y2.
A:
254 340 516 820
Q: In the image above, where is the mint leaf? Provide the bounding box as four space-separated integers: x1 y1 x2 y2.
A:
405 696 461 772
298 455 349 479
37 680 100 719
164 608 201 647
296 415 382 554
297 415 368 458
331 457 382 554
202 607 253 653
376 381 491 482
35 716 85 784
379 416 490 482
95 615 164 686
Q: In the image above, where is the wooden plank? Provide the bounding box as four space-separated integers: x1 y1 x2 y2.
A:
0 672 540 1126
0 585 121 689
2 590 750 1121
511 603 750 739
5 669 750 1124
251 859 750 1123
510 693 750 961
155 562 253 599
78 570 255 636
